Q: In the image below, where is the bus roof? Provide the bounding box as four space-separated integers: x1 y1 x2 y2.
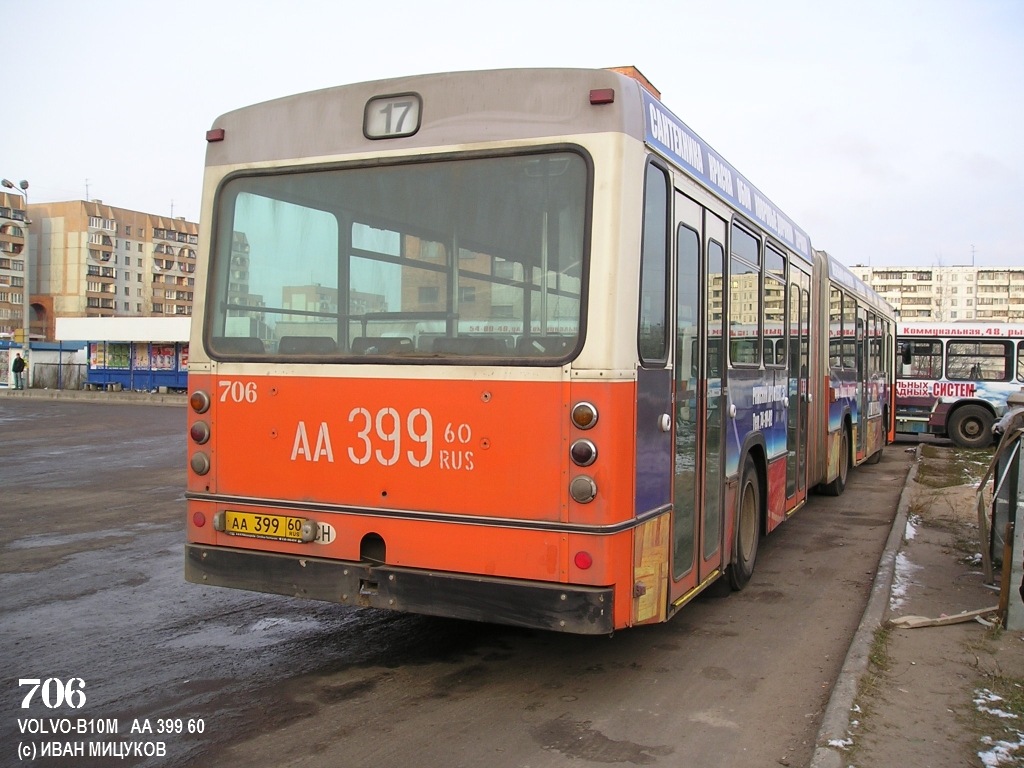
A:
206 68 644 167
823 252 894 317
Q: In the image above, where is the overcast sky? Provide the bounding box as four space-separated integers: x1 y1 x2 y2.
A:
3 0 1021 268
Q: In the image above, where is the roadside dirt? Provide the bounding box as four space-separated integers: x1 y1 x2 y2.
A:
846 443 1024 767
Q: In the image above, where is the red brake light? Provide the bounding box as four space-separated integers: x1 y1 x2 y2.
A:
190 421 210 445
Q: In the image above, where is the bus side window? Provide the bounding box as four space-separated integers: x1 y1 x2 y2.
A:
732 338 758 365
829 339 842 370
904 340 942 379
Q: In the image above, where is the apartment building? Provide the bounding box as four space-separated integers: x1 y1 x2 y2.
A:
0 190 29 339
848 265 1024 322
29 200 198 340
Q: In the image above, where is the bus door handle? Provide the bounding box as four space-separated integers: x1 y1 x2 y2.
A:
659 414 672 432
728 403 737 419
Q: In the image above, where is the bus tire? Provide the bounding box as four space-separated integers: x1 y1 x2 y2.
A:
821 427 850 496
948 405 994 449
728 455 761 591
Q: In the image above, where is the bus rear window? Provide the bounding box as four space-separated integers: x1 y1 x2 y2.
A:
206 152 588 363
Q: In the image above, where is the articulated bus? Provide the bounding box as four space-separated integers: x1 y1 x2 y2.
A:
184 67 895 634
896 322 1024 448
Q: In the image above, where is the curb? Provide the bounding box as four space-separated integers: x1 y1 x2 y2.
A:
809 445 920 768
0 387 185 407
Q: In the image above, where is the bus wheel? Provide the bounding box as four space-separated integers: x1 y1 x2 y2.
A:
728 455 761 591
948 405 994 449
822 428 849 497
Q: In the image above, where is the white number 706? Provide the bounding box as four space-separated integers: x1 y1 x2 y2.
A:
219 381 258 403
19 678 87 709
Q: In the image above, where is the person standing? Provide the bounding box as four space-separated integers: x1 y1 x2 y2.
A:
12 352 26 390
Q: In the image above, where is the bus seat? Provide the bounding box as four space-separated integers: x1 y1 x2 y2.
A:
433 337 508 355
516 335 575 356
278 336 337 354
350 337 413 355
212 336 265 354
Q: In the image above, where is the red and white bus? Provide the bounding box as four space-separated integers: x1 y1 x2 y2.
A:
896 322 1024 447
185 67 895 633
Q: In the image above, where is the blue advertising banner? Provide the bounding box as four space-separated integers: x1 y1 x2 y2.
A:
641 90 811 262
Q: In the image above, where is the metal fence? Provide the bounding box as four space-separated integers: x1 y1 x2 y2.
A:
987 397 1024 629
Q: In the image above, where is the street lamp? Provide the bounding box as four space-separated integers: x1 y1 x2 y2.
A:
2 178 28 193
1 178 30 344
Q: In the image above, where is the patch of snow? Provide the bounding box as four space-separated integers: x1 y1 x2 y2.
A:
978 732 1024 766
975 689 1024 766
890 551 921 611
975 689 1020 720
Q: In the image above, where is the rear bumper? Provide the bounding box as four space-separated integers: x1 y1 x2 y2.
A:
185 544 615 635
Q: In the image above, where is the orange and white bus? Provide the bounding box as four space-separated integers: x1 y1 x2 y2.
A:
185 67 894 633
896 322 1024 447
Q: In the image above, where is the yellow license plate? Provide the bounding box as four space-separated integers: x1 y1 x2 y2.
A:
223 511 309 542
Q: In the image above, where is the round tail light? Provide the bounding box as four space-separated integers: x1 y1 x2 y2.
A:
571 402 598 430
570 475 597 504
570 439 597 467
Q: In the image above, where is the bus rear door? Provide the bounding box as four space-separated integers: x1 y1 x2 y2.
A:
670 194 724 607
